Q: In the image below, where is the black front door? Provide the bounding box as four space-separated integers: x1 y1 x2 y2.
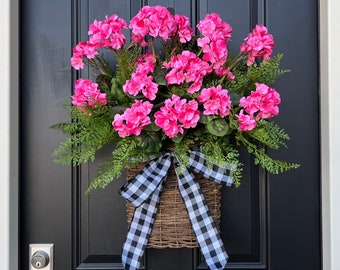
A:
20 1 321 269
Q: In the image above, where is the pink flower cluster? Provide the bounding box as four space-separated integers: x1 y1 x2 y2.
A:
71 79 107 110
88 14 127 49
154 95 200 138
240 24 275 66
163 51 212 94
235 110 257 131
198 85 232 118
123 51 158 100
236 83 281 131
71 14 127 69
174 14 194 43
197 13 232 76
68 7 283 140
130 5 193 46
71 42 99 70
112 100 153 137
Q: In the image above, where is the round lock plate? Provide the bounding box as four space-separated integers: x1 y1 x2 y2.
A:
31 251 49 269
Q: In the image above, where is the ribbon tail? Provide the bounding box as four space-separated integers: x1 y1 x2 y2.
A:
121 181 164 270
189 151 235 186
174 163 228 270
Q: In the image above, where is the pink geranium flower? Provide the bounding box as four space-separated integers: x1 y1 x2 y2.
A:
123 75 158 100
197 13 232 74
198 85 232 118
135 51 157 74
123 52 158 100
240 24 275 66
239 83 280 120
163 51 212 94
71 56 84 70
141 77 159 101
154 95 200 138
112 100 153 137
178 100 200 129
88 14 127 50
70 14 127 70
197 13 232 41
236 110 257 131
70 41 99 70
130 5 176 46
174 14 193 43
71 79 107 113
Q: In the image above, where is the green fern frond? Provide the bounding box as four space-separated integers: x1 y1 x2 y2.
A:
85 136 156 193
172 138 195 173
225 54 289 96
200 135 243 187
85 157 118 194
248 120 290 150
109 47 142 105
51 104 117 166
236 133 300 174
246 54 290 88
115 47 141 87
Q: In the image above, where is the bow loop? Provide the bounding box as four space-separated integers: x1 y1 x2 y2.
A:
119 153 172 207
189 151 235 186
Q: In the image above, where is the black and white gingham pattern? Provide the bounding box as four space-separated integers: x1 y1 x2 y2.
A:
175 163 228 270
119 153 172 207
189 151 234 186
119 151 233 270
121 181 164 270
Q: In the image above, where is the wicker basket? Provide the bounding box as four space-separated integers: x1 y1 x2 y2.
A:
126 163 222 248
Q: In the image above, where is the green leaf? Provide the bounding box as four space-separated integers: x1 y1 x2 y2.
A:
96 74 111 92
153 66 167 85
199 114 218 124
144 123 161 132
140 132 163 153
206 119 230 136
229 92 242 106
171 132 185 143
111 77 131 104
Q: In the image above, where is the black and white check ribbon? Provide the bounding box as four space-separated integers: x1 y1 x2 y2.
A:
119 151 234 270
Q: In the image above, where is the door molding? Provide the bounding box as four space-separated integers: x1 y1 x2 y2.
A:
320 1 340 270
0 0 19 270
1 1 339 270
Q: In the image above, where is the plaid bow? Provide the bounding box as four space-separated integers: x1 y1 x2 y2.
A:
119 151 234 270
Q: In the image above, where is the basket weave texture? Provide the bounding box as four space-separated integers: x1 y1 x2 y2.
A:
126 163 222 249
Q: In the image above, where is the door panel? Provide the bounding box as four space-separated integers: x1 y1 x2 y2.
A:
267 1 320 269
20 0 73 269
20 1 320 270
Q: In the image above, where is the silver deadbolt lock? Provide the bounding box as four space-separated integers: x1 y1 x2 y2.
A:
29 244 54 270
31 251 49 269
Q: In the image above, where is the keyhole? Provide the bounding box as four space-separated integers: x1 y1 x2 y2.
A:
35 261 41 268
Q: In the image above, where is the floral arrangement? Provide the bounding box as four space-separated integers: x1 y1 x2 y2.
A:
52 5 299 192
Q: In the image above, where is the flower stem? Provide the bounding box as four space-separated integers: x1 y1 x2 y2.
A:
87 58 110 77
218 52 246 84
197 47 203 57
151 37 157 58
